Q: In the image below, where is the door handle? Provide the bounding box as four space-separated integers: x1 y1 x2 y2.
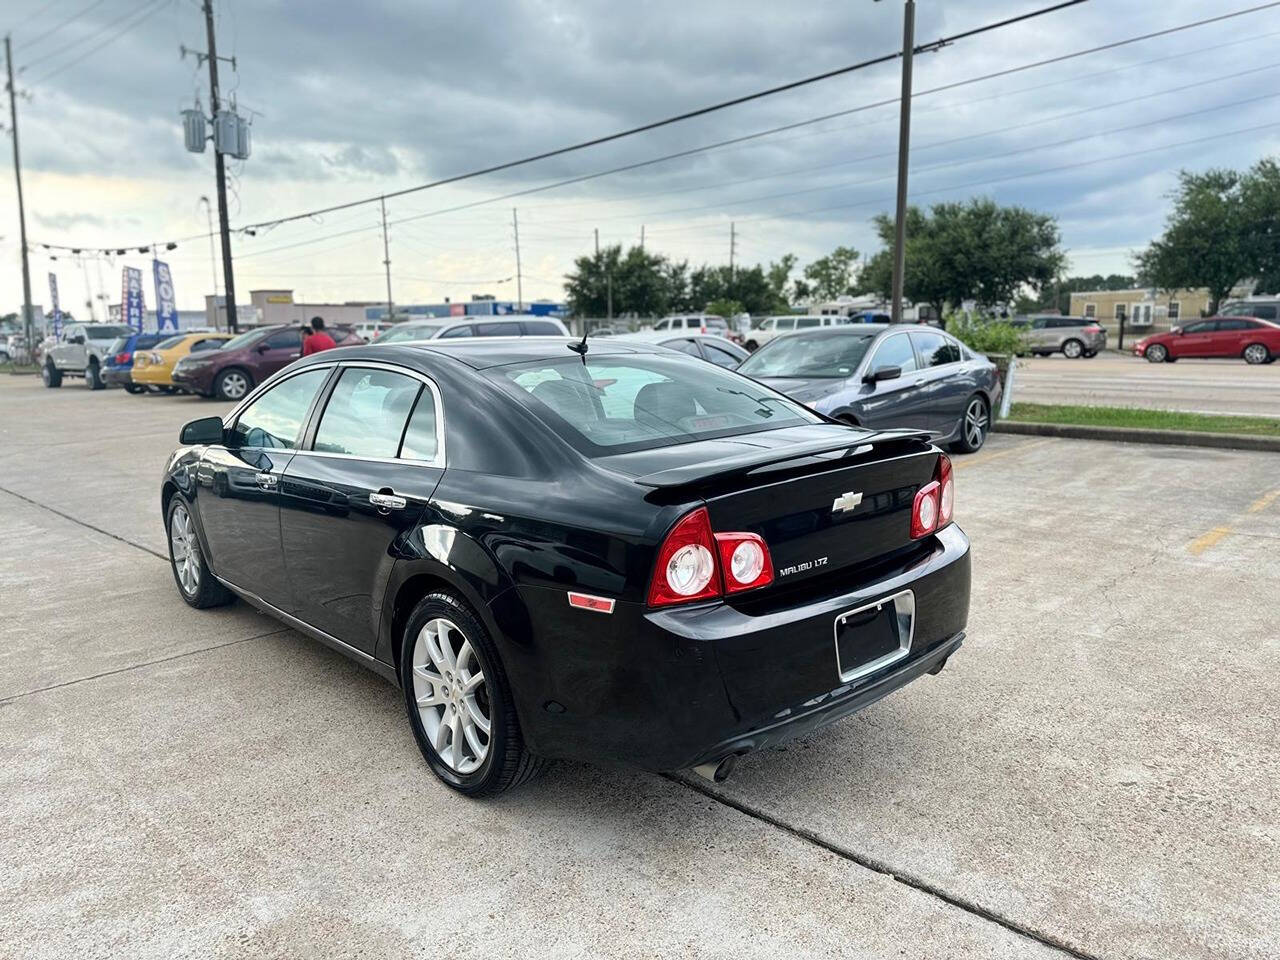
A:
370 492 407 510
254 472 278 489
913 378 927 386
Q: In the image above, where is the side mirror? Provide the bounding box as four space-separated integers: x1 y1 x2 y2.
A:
69 334 85 345
863 364 902 384
1171 326 1183 335
180 416 224 445
255 343 270 353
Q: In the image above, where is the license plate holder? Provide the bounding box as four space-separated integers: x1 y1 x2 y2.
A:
834 590 915 682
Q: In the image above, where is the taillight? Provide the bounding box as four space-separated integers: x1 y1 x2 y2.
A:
912 454 954 539
648 507 719 606
715 532 773 593
648 508 774 607
114 352 131 364
1084 324 1103 333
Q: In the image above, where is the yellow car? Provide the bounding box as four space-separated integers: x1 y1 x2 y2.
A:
132 331 233 392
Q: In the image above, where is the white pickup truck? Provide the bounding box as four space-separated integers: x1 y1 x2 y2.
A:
42 323 134 389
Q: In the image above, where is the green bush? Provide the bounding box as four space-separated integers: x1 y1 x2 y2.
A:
946 312 1024 357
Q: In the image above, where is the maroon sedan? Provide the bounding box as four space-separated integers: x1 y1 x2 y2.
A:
1133 317 1280 365
171 324 361 400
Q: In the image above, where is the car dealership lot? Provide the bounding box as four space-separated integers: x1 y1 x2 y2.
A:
1014 353 1280 418
2 375 1277 959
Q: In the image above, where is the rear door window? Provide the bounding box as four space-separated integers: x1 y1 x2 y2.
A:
703 341 744 368
231 369 328 449
475 322 515 337
263 329 303 350
312 368 421 458
666 338 702 357
910 331 959 367
399 388 441 462
521 320 562 335
774 317 796 331
796 317 821 329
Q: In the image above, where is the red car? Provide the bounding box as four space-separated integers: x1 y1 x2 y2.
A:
171 324 362 400
1133 317 1280 365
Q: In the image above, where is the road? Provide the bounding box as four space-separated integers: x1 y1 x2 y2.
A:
1013 353 1280 418
2 374 1278 959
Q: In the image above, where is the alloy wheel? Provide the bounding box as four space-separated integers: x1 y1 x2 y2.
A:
169 504 201 595
411 618 491 774
220 371 248 399
1062 339 1083 359
1146 344 1167 363
964 399 989 449
1244 344 1269 365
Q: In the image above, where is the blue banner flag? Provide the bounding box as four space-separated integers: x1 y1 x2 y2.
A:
48 272 62 337
153 260 178 331
122 266 145 331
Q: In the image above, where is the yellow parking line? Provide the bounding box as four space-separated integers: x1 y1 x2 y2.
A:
953 437 1052 470
1247 489 1280 514
1189 526 1233 557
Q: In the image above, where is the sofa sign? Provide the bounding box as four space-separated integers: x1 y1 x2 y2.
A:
153 260 178 331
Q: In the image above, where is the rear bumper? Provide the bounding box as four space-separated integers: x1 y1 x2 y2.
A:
504 522 970 771
102 366 132 387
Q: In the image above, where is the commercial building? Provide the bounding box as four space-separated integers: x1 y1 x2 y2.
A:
1068 285 1253 335
203 290 568 329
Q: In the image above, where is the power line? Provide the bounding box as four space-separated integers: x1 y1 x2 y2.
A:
32 0 1280 255
28 0 171 83
21 0 164 74
15 0 105 51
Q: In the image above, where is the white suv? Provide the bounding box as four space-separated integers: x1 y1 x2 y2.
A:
652 315 732 337
744 315 849 351
43 322 134 390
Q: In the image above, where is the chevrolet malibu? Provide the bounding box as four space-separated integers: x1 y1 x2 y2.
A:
162 338 970 795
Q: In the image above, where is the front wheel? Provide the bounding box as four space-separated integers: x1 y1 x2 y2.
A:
1243 343 1271 365
1061 339 1084 359
42 361 63 388
400 591 546 796
166 495 234 609
215 367 253 401
1144 344 1168 363
85 361 105 390
949 394 990 454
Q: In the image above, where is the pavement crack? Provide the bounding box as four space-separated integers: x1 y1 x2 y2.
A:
666 773 1106 960
0 628 291 705
0 483 167 560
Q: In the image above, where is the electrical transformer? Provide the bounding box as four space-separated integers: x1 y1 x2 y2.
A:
213 110 251 160
181 109 207 154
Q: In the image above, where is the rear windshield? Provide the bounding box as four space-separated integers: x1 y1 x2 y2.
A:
156 335 187 349
487 355 820 456
107 337 130 354
738 331 877 378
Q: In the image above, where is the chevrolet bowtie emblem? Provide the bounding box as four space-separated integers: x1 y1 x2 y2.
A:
832 491 863 513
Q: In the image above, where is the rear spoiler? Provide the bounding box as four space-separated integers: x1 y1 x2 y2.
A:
633 429 931 489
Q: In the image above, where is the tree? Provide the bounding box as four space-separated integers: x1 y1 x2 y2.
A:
861 199 1064 317
705 298 744 319
1136 160 1280 313
564 244 676 316
802 246 860 301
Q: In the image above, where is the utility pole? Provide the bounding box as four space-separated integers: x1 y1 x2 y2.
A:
380 196 394 323
202 0 238 332
512 207 523 311
889 0 915 325
594 227 599 257
729 222 737 281
199 196 220 326
5 36 35 355
606 272 612 322
640 225 645 251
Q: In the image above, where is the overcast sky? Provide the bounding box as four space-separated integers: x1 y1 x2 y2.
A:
3 0 1279 317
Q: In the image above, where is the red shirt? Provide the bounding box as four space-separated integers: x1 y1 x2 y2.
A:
302 331 337 355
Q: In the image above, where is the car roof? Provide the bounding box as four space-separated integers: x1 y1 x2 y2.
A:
381 336 674 369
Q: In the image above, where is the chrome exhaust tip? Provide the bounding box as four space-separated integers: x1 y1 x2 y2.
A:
692 754 738 784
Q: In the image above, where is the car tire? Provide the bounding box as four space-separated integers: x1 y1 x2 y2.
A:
400 590 546 797
1144 344 1168 363
949 394 990 454
85 360 105 390
745 340 758 351
1243 343 1271 365
124 383 145 395
1061 339 1084 359
215 367 253 401
42 361 63 388
166 495 234 609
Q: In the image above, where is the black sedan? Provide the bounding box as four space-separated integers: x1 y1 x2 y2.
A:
162 338 971 795
737 325 1002 453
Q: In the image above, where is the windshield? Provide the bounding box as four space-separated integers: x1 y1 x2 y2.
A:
738 331 876 379
86 325 132 340
378 323 443 343
219 328 265 351
487 354 819 456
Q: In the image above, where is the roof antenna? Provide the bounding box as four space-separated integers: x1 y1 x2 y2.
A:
567 329 589 362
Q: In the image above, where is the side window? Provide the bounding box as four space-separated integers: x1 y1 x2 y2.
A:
666 338 702 357
654 319 670 331
440 325 473 338
796 317 821 329
1216 319 1252 331
232 369 328 449
475 322 514 337
521 321 561 335
263 329 302 350
869 335 918 374
911 331 956 368
399 387 440 461
704 342 744 368
775 317 796 331
313 368 422 458
1031 318 1049 329
1183 320 1214 334
1256 306 1278 320
191 338 222 352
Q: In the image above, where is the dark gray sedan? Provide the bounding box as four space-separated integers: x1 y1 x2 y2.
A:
736 324 1002 453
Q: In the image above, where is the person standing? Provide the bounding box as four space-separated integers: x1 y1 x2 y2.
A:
302 316 337 356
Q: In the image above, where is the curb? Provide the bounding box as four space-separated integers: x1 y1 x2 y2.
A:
994 420 1280 453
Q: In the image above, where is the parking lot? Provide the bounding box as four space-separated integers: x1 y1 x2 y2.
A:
2 373 1278 959
1014 353 1280 418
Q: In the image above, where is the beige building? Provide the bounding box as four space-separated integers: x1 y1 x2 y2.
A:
203 289 379 329
1068 285 1252 336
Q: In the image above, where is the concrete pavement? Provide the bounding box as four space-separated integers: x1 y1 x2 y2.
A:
1012 354 1280 418
2 374 1277 959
